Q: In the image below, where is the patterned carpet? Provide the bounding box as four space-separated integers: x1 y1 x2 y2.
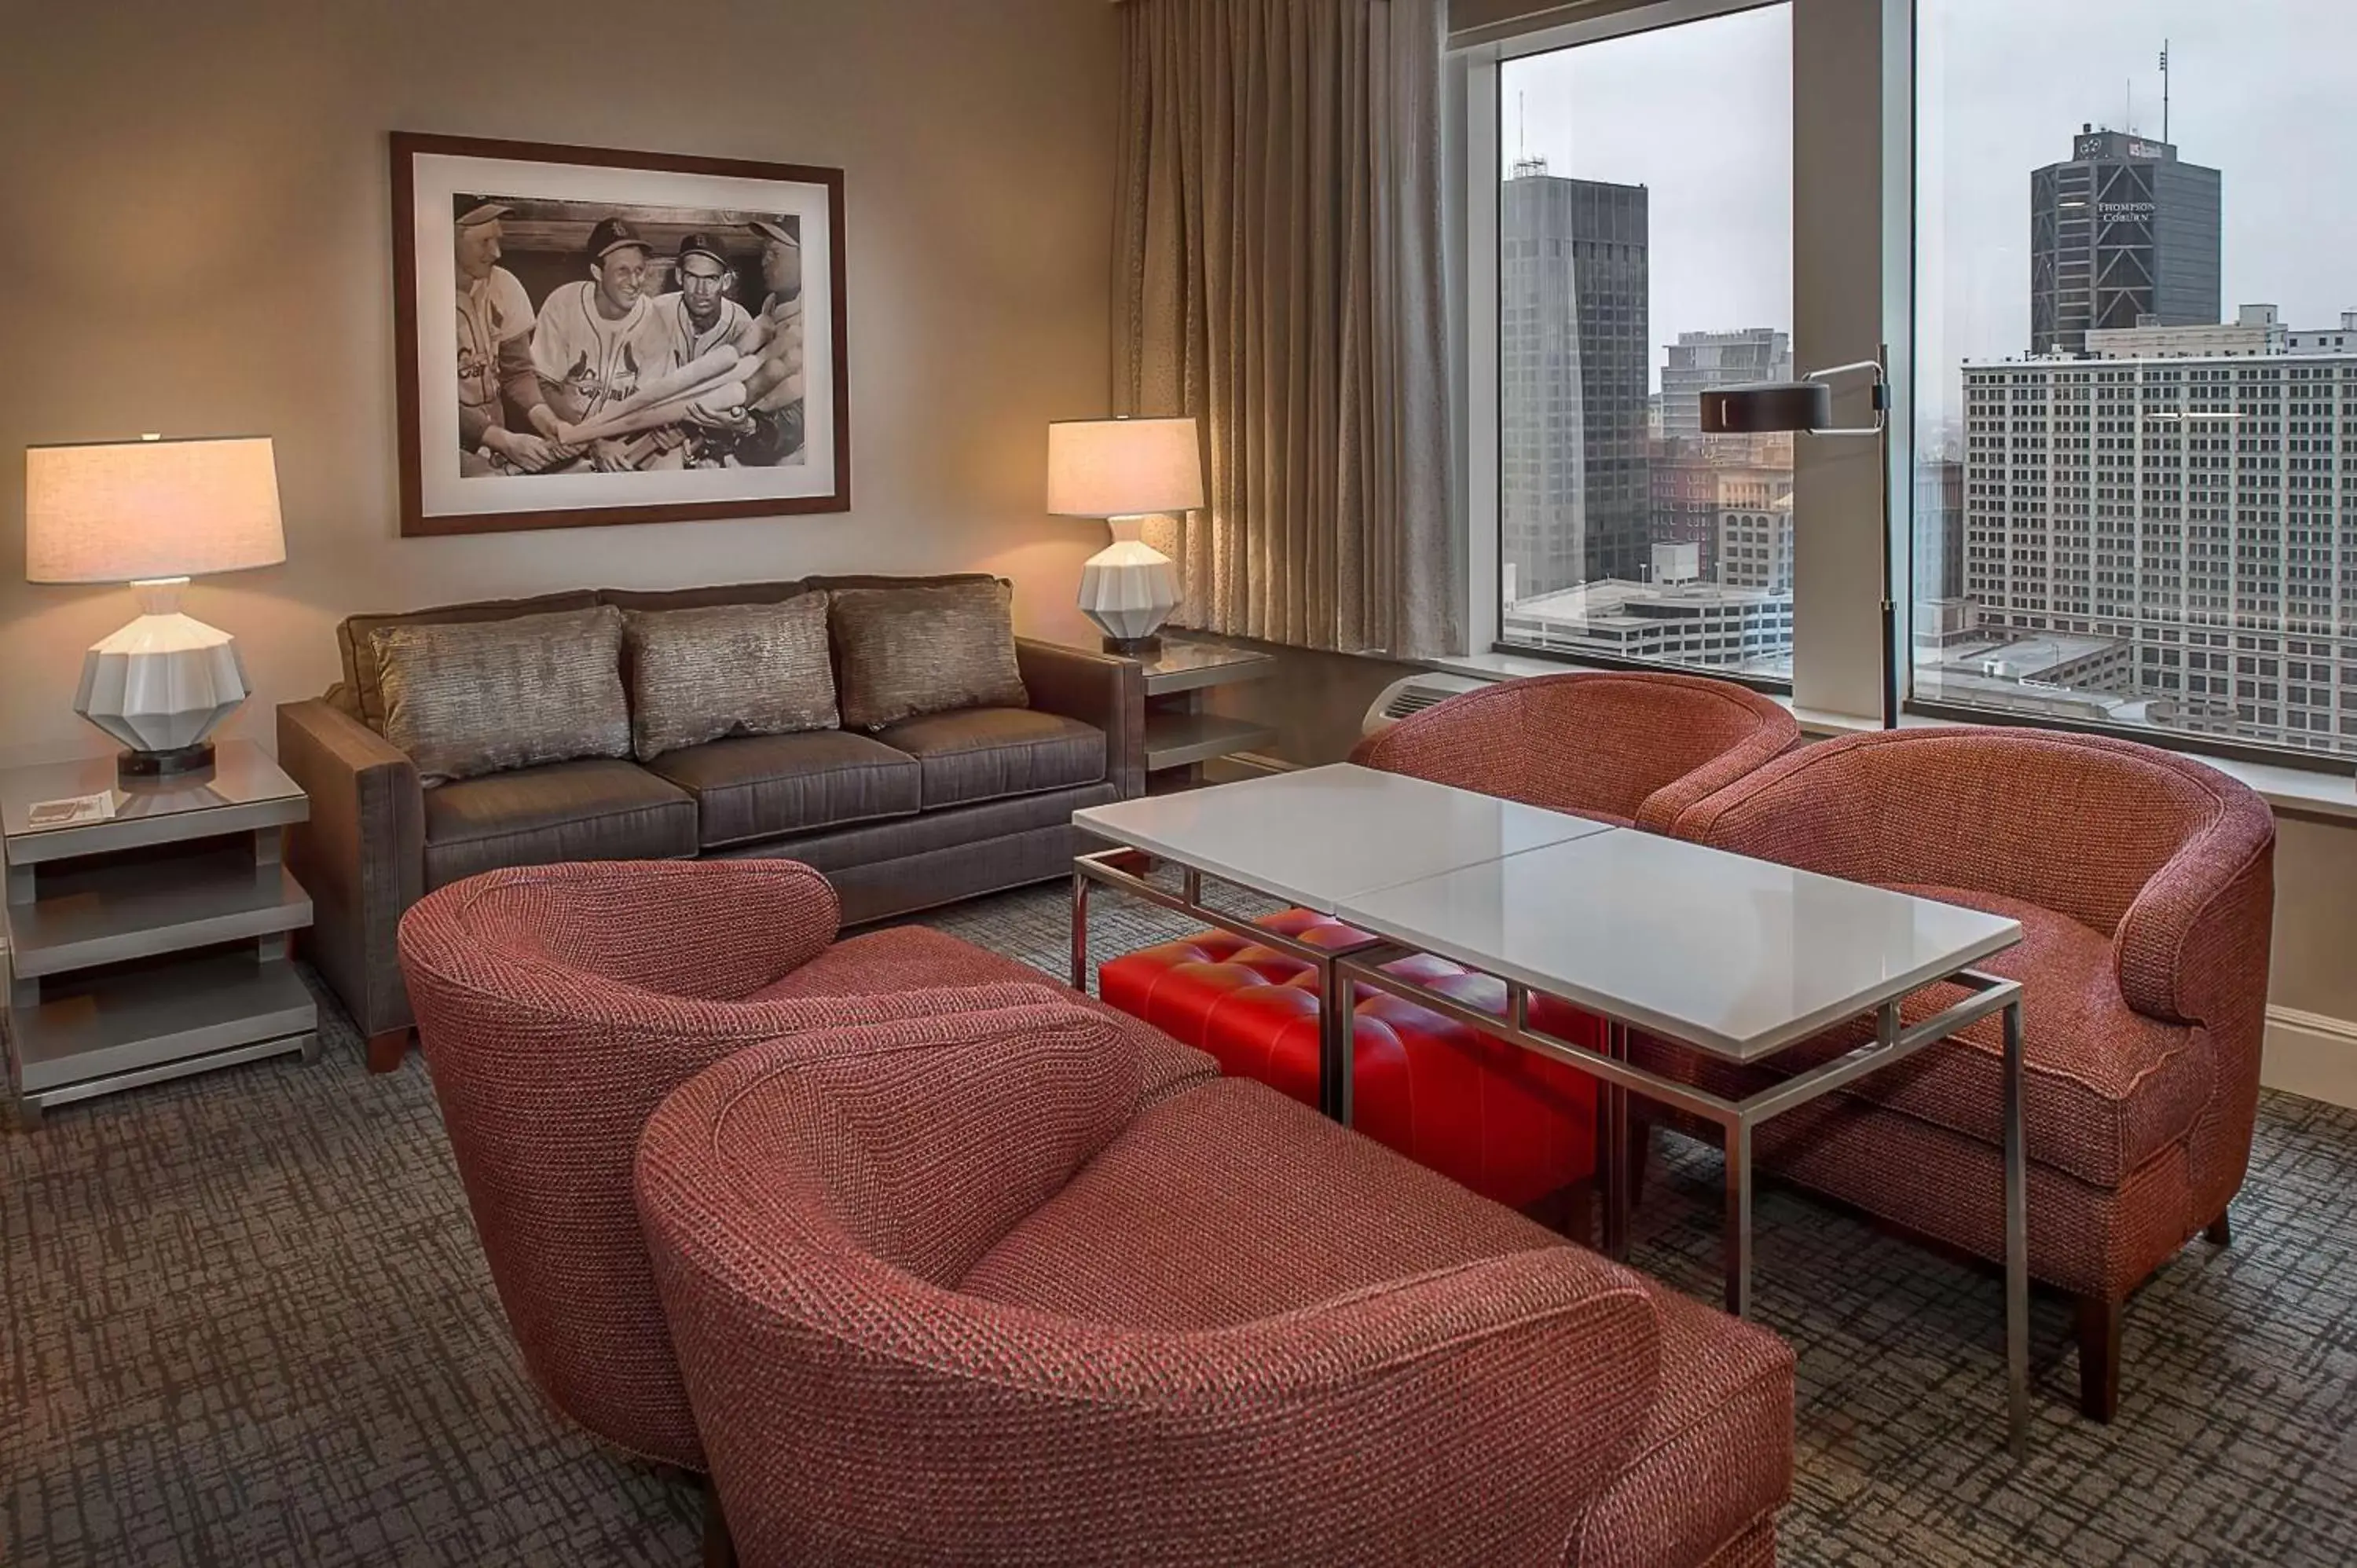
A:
5 883 2356 1566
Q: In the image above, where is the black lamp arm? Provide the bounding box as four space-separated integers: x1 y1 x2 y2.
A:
1802 355 1890 436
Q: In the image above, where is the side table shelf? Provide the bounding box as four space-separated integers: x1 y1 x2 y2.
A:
1128 636 1279 788
3 742 320 1129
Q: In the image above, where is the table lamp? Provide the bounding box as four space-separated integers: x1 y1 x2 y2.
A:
1699 347 1897 729
1047 416 1204 654
24 434 286 779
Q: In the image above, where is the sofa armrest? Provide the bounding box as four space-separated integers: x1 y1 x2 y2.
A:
1017 638 1146 797
277 699 424 1037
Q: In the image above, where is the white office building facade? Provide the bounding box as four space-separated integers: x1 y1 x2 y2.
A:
1958 343 2357 755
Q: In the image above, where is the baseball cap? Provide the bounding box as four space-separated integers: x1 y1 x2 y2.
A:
455 200 512 228
748 219 801 250
585 217 650 262
676 233 730 269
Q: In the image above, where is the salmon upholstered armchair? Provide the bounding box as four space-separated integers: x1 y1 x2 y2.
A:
397 859 1216 1472
1666 727 2276 1420
1347 669 1800 829
1098 672 1800 1216
635 1002 1796 1568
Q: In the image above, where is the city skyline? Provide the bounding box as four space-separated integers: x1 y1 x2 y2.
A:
1502 2 2355 395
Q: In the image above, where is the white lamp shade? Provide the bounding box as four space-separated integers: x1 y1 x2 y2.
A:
1047 418 1205 518
26 436 286 584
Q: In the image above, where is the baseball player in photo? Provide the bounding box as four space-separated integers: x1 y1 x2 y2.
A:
453 200 566 475
652 232 758 369
732 218 808 465
531 217 671 467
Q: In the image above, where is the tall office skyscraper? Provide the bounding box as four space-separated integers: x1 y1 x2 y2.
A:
1961 334 2357 757
1499 160 1650 599
1661 328 1791 440
2029 127 2220 357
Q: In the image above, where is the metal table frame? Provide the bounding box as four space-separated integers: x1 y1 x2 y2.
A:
1071 846 1376 1119
1333 947 2029 1462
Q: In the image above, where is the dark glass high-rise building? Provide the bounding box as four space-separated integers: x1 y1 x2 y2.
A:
2029 128 2220 357
1499 163 1650 599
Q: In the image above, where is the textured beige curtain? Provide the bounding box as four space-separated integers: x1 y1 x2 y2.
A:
1113 0 1459 658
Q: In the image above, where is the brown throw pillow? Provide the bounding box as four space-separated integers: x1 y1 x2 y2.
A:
829 581 1029 731
621 596 839 762
371 606 632 786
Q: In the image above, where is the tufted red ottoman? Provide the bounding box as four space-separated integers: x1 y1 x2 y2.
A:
1099 909 1600 1212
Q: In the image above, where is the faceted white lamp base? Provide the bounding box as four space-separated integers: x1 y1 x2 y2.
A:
73 579 251 777
1078 517 1182 654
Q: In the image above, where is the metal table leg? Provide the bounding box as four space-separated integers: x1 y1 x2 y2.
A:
2004 997 2029 1462
1327 960 1358 1126
1069 867 1091 992
1603 1020 1631 1261
1725 1118 1754 1318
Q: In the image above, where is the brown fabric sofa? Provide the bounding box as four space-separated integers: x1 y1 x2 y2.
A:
636 1001 1794 1567
281 572 1144 1066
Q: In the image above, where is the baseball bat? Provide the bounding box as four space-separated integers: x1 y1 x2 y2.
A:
562 379 750 445
553 346 743 444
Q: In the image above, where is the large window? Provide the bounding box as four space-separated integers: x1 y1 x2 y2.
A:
1493 3 1794 678
1916 0 2357 760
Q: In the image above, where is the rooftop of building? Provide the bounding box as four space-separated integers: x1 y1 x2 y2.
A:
1508 577 1788 624
1915 627 2124 683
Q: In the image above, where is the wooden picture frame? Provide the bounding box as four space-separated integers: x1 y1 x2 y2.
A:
390 131 851 537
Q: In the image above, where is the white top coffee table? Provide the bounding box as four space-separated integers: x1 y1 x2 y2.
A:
1335 828 2021 1061
1330 825 2029 1460
1073 764 1612 914
1071 764 1611 1120
1071 762 2033 1461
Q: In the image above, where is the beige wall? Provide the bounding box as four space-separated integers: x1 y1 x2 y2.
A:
0 0 1121 770
2269 813 2357 1024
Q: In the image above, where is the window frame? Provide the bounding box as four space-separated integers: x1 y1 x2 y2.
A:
1450 0 2357 779
1457 0 1892 711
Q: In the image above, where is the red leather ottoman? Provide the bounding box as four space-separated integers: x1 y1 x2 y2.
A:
1099 909 1600 1211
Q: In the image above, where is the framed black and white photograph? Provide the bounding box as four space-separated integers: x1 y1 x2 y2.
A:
391 132 849 537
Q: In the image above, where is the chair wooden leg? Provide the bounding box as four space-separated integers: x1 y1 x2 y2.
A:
365 1028 412 1075
701 1477 735 1568
2205 1210 2232 1247
2074 1293 2123 1423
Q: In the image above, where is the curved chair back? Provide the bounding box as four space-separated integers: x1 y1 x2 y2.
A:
397 859 1062 1470
1351 671 1798 829
636 1009 1667 1566
1675 725 2277 1220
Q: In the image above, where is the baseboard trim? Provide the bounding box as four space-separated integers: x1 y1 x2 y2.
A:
2263 1006 2357 1111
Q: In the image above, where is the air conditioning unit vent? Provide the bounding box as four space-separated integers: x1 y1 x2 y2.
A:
1362 672 1491 737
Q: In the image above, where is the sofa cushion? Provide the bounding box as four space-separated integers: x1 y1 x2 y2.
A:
754 921 1220 1114
803 572 1003 594
340 589 602 733
620 595 838 762
373 606 632 786
959 1076 1599 1329
872 707 1105 809
1631 885 2211 1190
422 760 697 890
598 578 811 614
829 581 1028 731
643 731 920 850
